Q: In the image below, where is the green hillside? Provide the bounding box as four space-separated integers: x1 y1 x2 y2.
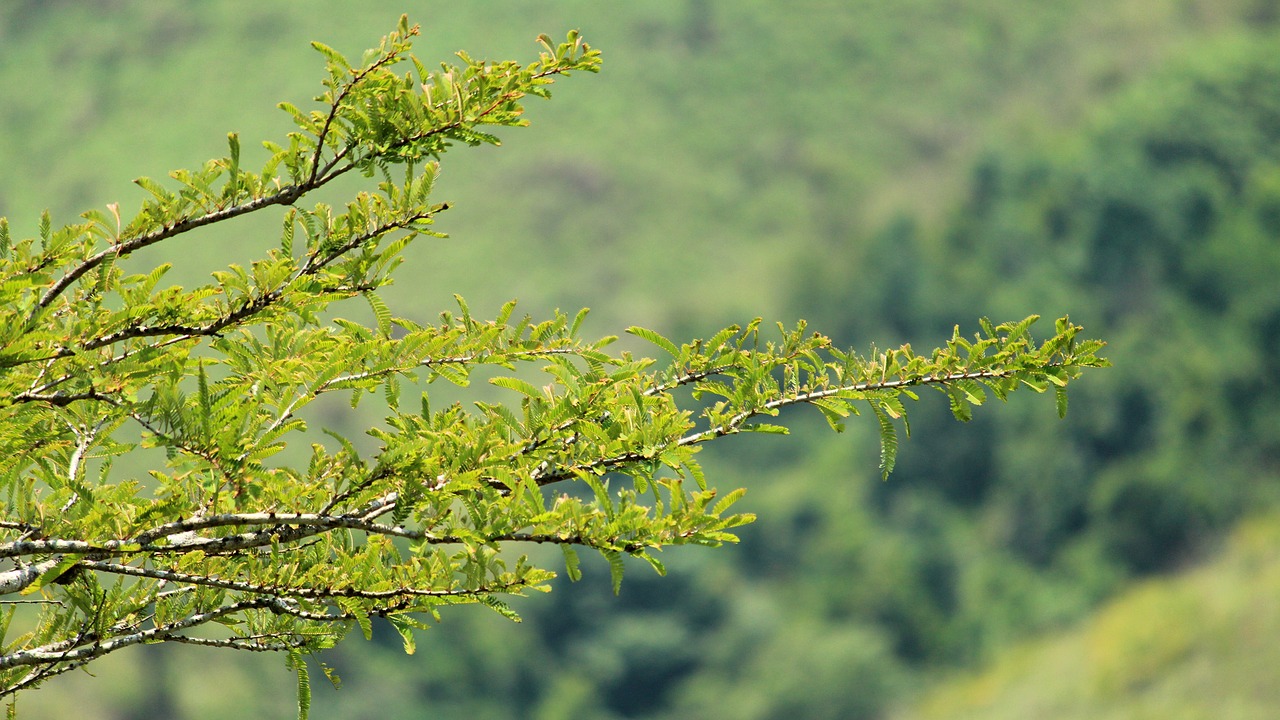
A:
3 2 1280 718
893 513 1280 720
2 0 1272 328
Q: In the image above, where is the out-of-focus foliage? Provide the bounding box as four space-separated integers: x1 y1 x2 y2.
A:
829 32 1280 718
915 32 1280 578
893 513 1280 720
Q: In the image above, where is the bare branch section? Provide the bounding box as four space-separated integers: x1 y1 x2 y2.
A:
0 13 1106 708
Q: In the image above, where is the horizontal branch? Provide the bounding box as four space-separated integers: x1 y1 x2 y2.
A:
166 633 307 653
679 366 1022 447
642 364 736 397
0 522 647 569
32 187 308 316
79 559 528 604
246 345 578 461
0 558 63 594
132 503 409 547
5 389 117 407
79 213 432 352
0 598 273 669
531 364 1060 486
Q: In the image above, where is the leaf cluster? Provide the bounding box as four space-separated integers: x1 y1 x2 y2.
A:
0 16 1104 714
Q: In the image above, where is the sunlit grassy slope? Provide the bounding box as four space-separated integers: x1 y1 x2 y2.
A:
892 513 1280 720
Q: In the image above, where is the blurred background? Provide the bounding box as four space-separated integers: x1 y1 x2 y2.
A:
3 1 1280 717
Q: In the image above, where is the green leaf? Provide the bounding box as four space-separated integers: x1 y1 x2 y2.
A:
384 377 401 410
569 307 590 338
959 380 986 406
742 422 789 435
281 211 296 256
1044 367 1070 387
387 614 419 655
290 650 311 720
684 459 708 491
636 551 666 576
1019 376 1050 393
345 599 373 641
320 663 342 690
627 326 679 358
945 386 973 422
871 401 898 480
1055 384 1069 418
310 41 352 71
603 549 626 595
812 397 851 432
490 376 541 398
227 131 241 187
365 292 392 336
133 176 174 203
0 606 13 649
480 595 523 622
711 487 747 516
430 362 471 387
1006 314 1039 341
561 545 582 582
